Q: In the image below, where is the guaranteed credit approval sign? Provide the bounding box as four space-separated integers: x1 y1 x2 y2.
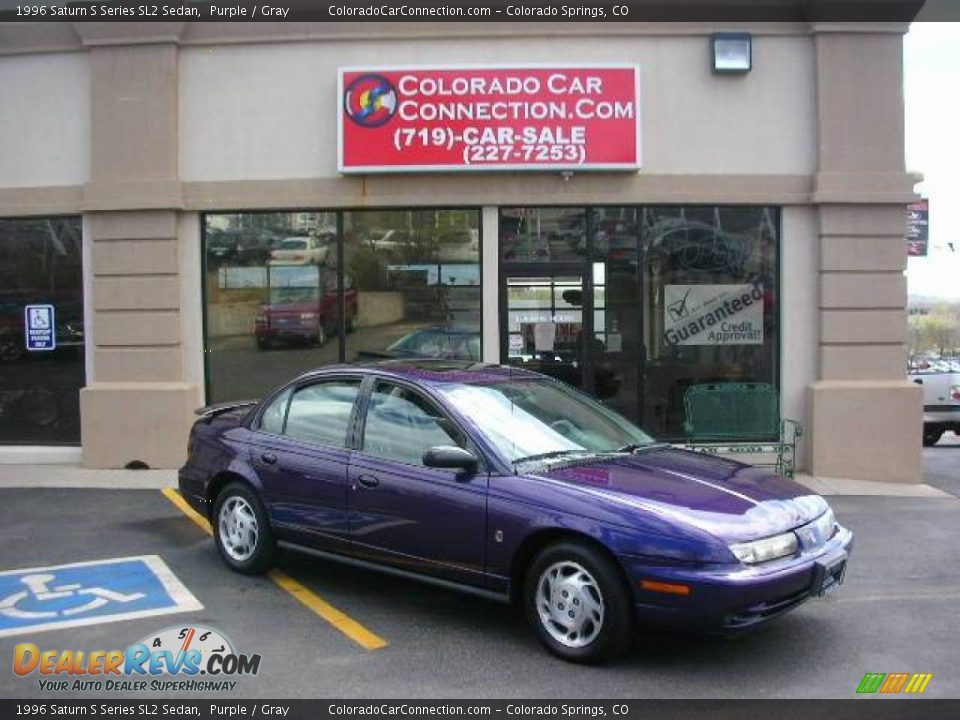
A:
338 65 640 173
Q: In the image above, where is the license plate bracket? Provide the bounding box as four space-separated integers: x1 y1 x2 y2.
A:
811 553 847 597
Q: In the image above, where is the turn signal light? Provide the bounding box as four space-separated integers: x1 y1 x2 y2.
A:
639 580 691 596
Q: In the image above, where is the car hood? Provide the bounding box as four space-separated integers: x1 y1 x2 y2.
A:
535 447 827 543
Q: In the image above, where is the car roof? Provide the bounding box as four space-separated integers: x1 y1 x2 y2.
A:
294 359 542 387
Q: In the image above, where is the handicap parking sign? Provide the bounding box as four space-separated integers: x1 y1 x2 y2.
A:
0 556 202 638
24 304 56 352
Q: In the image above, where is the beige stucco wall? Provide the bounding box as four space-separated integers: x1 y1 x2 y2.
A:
179 34 815 182
0 52 89 187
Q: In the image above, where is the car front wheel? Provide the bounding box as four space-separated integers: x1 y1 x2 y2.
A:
523 541 634 664
213 482 276 574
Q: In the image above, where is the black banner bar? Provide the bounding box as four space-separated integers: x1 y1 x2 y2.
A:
0 0 935 23
2 700 960 720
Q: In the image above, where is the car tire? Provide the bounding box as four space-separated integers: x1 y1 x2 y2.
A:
256 337 271 351
923 427 943 447
523 541 634 664
212 482 276 575
316 323 327 347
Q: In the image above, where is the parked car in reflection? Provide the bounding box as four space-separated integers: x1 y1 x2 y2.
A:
367 229 411 252
254 271 357 349
268 236 331 266
356 327 482 362
180 360 853 664
208 229 281 266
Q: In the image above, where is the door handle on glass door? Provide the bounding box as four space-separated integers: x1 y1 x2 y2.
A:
357 474 380 489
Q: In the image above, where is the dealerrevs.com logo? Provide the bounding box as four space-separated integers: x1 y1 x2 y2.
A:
14 625 261 693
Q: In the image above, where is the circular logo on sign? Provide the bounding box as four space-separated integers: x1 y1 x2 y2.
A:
343 74 398 128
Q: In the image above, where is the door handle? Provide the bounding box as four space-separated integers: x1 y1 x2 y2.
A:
356 474 380 489
260 452 278 465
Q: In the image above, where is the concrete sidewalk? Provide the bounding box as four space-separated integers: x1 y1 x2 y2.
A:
0 463 953 498
0 463 176 489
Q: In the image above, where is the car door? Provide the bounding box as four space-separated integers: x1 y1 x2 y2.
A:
348 378 488 586
248 376 361 553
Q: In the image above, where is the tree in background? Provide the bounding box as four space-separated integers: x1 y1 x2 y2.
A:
909 302 960 357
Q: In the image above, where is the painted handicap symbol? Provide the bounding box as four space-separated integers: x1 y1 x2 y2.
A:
0 573 146 620
0 556 202 638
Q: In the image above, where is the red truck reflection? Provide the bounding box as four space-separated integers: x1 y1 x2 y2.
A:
254 267 357 350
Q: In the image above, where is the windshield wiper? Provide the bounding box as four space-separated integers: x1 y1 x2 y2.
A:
616 442 670 453
511 449 591 465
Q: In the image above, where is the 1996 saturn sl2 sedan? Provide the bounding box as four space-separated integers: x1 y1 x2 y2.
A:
178 361 852 663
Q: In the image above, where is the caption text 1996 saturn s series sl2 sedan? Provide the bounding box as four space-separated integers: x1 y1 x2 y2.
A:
178 360 852 663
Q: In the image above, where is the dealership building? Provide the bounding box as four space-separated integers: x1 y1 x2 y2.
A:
0 17 923 482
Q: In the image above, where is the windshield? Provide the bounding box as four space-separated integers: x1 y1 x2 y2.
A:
436 378 655 464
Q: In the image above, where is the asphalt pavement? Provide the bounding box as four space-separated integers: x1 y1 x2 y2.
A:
0 468 958 699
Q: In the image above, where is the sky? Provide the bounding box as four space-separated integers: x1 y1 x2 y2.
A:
904 22 960 300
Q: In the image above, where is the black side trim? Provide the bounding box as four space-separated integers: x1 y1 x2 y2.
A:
276 540 510 604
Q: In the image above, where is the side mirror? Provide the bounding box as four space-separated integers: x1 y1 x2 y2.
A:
423 445 478 473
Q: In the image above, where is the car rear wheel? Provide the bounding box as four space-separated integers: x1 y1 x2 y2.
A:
923 427 943 447
213 482 276 574
256 337 272 351
523 541 634 664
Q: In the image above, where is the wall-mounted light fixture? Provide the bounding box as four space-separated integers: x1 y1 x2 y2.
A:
712 33 752 74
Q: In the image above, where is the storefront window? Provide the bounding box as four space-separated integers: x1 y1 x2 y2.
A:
500 207 586 264
500 205 779 441
641 207 779 439
343 209 481 364
0 217 85 445
203 209 481 404
204 211 338 403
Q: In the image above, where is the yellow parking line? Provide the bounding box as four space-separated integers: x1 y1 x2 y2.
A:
160 487 388 651
162 487 212 536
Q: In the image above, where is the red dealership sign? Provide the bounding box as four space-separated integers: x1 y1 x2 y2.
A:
338 65 641 173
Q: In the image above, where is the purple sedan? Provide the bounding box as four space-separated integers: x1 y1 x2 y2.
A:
178 361 852 663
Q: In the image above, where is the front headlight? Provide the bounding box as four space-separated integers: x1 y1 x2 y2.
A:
729 531 799 565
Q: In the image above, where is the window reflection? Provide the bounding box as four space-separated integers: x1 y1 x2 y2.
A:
500 208 586 263
344 209 481 363
204 209 481 404
0 217 85 445
204 211 340 403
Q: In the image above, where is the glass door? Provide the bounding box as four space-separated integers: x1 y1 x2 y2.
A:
503 274 591 394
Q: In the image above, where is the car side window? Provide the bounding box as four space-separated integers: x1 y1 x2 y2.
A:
284 380 360 447
362 382 465 466
259 388 291 435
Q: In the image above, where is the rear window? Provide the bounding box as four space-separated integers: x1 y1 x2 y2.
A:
280 239 307 250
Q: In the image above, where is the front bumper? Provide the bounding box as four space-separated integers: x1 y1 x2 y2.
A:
620 525 854 633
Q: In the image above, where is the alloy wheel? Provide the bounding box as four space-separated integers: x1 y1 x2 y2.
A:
535 561 605 648
218 496 259 562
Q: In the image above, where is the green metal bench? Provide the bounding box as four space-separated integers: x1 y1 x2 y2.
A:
682 382 802 478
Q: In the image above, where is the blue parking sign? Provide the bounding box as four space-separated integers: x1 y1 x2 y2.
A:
24 304 56 352
0 556 202 638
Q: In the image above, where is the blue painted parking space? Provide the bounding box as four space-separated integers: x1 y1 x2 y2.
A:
0 555 202 638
